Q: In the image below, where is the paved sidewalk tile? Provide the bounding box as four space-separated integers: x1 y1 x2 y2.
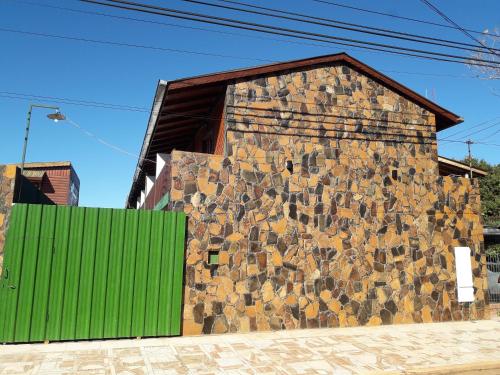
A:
1 320 499 374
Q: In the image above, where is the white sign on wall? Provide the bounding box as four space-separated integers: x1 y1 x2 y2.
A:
454 247 475 303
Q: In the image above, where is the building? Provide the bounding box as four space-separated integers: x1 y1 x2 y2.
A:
437 156 488 178
20 161 80 206
1 161 79 268
128 53 488 334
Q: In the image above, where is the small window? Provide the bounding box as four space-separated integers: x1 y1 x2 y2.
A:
208 251 219 265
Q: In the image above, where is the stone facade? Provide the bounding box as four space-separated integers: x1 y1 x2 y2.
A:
0 165 17 274
165 63 487 334
170 150 486 335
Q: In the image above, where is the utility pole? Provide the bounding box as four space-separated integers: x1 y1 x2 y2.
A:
466 139 474 179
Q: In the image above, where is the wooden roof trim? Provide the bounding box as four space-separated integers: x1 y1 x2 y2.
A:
438 156 488 176
17 161 72 168
168 53 462 127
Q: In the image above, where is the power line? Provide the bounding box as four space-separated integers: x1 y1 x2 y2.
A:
1 91 463 144
310 0 499 39
419 0 499 57
7 0 499 70
455 120 500 141
0 88 455 118
0 93 151 112
438 116 500 140
0 27 276 63
439 139 500 147
64 117 158 167
477 128 500 141
0 93 448 124
474 141 500 147
4 0 485 80
77 0 500 69
8 0 354 53
0 92 440 137
2 92 498 147
182 0 499 55
0 90 149 111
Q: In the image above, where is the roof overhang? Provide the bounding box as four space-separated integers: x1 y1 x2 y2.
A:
17 161 72 168
167 53 463 130
438 156 488 177
126 80 168 207
22 170 47 181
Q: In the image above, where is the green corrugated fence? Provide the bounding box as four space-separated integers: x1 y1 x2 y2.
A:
0 204 186 343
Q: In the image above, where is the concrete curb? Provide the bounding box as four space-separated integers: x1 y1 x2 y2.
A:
369 361 500 374
406 361 500 374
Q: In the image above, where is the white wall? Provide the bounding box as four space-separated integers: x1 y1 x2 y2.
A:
146 175 155 196
156 153 169 179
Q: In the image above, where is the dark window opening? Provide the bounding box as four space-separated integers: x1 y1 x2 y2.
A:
202 136 213 154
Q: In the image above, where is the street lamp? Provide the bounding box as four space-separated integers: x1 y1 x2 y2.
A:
20 104 66 176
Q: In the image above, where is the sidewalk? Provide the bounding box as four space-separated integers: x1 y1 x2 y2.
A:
1 320 499 374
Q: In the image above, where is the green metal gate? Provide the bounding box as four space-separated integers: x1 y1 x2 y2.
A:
0 204 186 343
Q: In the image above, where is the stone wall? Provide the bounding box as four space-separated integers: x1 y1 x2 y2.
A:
170 150 487 335
224 63 439 183
167 63 487 335
0 165 17 274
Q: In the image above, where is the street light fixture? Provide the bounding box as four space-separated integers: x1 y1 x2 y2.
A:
20 104 66 176
46 111 66 122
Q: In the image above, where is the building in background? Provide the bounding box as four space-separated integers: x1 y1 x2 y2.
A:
437 156 488 178
20 161 80 206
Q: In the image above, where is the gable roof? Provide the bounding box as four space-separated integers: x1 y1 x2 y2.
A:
168 53 462 127
127 53 463 207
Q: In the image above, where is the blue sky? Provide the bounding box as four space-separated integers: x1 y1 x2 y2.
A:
1 0 499 208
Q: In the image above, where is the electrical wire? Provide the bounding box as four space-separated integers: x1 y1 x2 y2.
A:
77 0 500 69
0 88 454 117
477 128 500 141
2 92 499 148
5 0 499 70
64 117 157 165
4 0 488 80
182 0 499 55
0 27 276 63
310 0 499 39
438 117 500 141
90 0 500 66
8 0 353 53
419 0 499 57
454 121 500 141
0 91 149 111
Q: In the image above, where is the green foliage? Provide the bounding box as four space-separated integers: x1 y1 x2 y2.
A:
486 244 500 256
461 157 500 226
462 156 494 173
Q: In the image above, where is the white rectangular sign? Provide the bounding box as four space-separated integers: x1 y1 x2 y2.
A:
454 247 474 303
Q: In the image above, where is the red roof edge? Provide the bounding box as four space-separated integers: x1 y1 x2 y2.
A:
168 53 462 131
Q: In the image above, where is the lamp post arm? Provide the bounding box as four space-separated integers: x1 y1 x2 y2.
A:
31 104 60 111
20 104 61 175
